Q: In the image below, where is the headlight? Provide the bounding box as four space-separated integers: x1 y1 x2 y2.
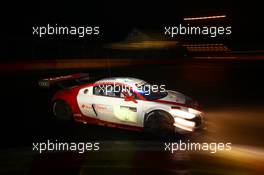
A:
188 108 202 115
170 109 195 119
174 117 195 127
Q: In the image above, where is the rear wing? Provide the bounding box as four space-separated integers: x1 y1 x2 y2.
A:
38 73 90 88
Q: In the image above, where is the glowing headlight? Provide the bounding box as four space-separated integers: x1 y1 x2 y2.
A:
174 117 195 127
188 108 202 115
170 109 195 119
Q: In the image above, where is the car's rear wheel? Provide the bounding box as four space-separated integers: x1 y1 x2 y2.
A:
144 110 175 138
53 100 73 121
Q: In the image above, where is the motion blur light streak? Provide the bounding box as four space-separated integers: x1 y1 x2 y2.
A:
106 40 178 50
193 56 237 60
183 44 230 52
184 15 226 21
170 109 196 119
173 123 194 131
0 59 151 72
174 118 195 127
188 108 202 115
210 145 264 171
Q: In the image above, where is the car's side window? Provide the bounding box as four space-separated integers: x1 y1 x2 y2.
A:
120 88 139 100
93 84 140 99
93 84 121 98
105 85 117 97
93 85 105 96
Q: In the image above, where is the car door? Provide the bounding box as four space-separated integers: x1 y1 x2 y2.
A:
86 84 117 122
77 86 99 119
92 83 142 126
112 89 141 126
78 83 142 126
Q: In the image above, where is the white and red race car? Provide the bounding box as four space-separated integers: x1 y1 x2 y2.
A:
39 73 204 135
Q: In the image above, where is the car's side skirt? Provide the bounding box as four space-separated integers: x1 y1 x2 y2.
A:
73 113 144 132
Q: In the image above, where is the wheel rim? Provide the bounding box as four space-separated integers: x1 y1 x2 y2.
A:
145 111 175 137
53 101 72 120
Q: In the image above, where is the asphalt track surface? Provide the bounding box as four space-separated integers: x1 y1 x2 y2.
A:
0 58 264 175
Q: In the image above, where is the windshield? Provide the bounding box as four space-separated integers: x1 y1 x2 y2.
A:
134 83 168 100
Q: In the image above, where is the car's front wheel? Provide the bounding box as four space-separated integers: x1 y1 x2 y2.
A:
52 100 73 121
144 110 175 138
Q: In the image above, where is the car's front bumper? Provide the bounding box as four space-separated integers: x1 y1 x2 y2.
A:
173 114 205 133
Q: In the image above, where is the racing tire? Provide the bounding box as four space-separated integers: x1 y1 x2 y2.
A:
52 100 73 121
144 110 175 138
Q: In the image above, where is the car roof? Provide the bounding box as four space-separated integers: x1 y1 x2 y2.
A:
95 77 147 86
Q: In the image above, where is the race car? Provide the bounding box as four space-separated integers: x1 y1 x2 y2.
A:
39 73 204 136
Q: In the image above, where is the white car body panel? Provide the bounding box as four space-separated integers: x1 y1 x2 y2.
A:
76 77 203 132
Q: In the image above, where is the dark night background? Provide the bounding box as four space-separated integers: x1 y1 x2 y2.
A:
1 1 263 60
